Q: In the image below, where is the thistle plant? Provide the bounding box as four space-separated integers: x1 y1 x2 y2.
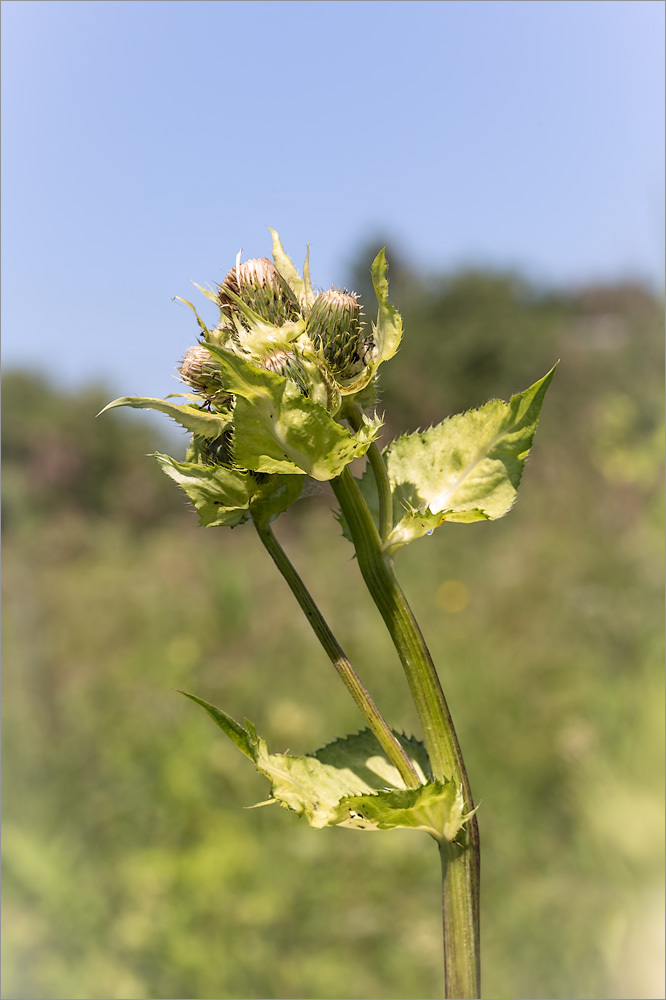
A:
102 231 556 999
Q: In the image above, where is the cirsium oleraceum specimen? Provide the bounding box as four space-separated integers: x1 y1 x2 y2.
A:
101 232 556 1000
100 231 402 527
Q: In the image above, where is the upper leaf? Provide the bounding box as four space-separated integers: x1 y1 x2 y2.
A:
352 366 557 551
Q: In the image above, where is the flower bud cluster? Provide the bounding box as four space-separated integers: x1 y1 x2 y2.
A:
172 239 395 482
204 252 377 413
104 234 400 525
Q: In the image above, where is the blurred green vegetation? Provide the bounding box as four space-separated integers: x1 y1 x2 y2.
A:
2 264 664 1000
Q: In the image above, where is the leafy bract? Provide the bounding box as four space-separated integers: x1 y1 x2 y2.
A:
173 295 212 335
205 344 381 480
180 692 475 842
179 692 258 759
355 366 557 551
269 228 316 311
249 472 306 528
99 397 231 440
155 455 253 526
371 249 403 366
154 455 304 527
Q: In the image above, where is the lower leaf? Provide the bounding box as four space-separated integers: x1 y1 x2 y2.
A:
180 692 476 841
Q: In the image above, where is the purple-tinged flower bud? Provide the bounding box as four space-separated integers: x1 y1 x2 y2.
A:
218 257 300 326
261 346 341 413
179 346 230 405
261 347 312 397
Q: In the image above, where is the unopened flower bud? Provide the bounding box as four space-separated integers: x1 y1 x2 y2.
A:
179 346 228 402
261 346 341 413
261 348 311 397
218 257 300 326
306 289 370 384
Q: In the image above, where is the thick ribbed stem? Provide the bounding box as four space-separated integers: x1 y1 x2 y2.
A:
331 466 480 998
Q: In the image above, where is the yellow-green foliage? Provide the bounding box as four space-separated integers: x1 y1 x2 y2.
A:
2 273 663 999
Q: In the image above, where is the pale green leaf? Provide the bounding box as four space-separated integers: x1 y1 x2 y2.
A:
333 780 474 840
178 692 258 760
377 365 557 550
165 391 207 403
371 248 403 365
98 397 231 439
313 729 432 788
205 345 380 480
182 695 475 838
154 455 304 527
249 473 305 527
154 454 255 527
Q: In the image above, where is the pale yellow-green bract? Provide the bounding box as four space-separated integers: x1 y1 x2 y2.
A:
154 455 305 528
99 396 232 439
203 344 381 480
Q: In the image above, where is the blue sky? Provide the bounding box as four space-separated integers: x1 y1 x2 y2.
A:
2 0 664 398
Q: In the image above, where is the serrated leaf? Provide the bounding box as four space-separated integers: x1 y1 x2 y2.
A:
205 345 380 480
313 728 432 788
371 248 403 365
155 455 304 527
334 780 474 840
350 366 556 551
99 397 231 439
153 454 255 526
181 695 472 840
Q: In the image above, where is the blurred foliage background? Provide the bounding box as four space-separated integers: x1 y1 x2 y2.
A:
2 253 664 1000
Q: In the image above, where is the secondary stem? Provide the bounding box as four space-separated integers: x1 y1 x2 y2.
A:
331 465 480 998
252 517 420 789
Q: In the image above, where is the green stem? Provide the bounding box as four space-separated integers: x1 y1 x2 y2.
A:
331 466 480 998
252 517 420 789
440 841 480 1000
342 401 393 541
